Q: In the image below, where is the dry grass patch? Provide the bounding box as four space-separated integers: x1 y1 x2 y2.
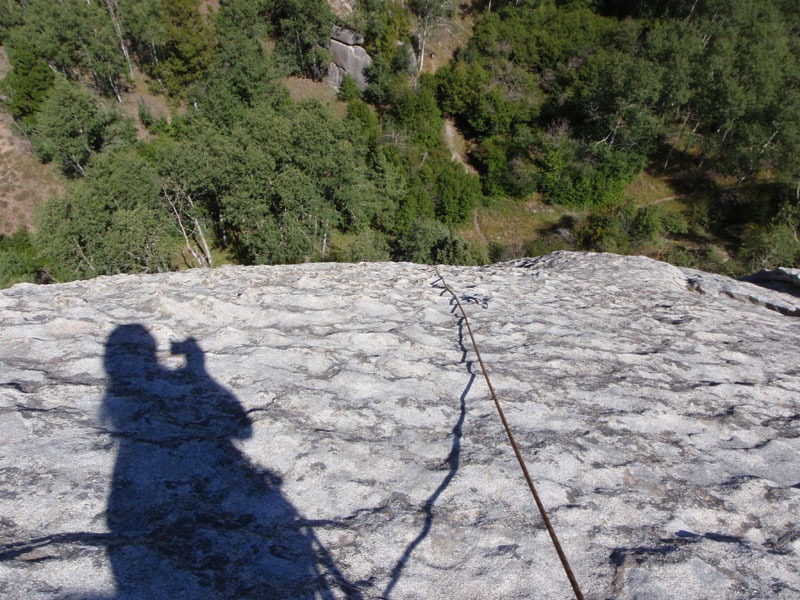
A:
459 196 568 250
443 119 476 174
0 115 63 235
418 1 477 75
118 68 173 141
284 76 348 117
624 170 679 206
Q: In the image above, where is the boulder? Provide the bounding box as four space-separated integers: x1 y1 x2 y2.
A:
327 38 372 90
332 25 364 46
1 252 799 599
742 266 800 299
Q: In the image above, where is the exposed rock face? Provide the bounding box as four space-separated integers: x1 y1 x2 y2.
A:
332 25 364 47
742 267 800 300
328 0 355 20
1 252 799 599
326 26 372 90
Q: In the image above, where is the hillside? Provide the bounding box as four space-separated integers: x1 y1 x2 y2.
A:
0 0 797 288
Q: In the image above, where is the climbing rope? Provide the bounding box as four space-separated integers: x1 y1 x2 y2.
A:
434 266 586 600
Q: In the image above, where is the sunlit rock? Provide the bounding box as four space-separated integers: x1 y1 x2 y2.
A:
1 253 798 598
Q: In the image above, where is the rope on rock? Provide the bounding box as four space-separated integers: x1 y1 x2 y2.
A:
434 266 586 600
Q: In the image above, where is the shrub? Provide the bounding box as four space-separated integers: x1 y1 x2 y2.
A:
329 228 391 262
337 75 360 101
0 229 39 288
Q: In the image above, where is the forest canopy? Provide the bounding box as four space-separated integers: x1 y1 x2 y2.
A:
0 0 797 287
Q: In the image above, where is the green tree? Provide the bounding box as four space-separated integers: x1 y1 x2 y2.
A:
390 74 443 150
14 0 127 98
329 227 392 262
337 74 360 101
205 99 378 264
268 0 333 79
188 29 286 127
0 229 41 288
0 46 54 124
36 148 175 279
33 79 136 176
148 0 216 95
410 0 454 72
119 0 166 65
396 217 484 264
0 0 26 41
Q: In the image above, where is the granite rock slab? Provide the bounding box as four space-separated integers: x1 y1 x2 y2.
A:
1 252 798 599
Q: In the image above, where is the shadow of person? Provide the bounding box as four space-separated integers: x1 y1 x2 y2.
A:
101 324 360 599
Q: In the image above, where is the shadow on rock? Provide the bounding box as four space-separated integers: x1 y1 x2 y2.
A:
101 324 360 599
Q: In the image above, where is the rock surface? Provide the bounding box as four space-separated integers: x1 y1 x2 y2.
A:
742 267 800 300
326 27 372 90
1 252 799 599
331 25 365 47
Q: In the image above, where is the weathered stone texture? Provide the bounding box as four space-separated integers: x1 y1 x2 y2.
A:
331 25 364 47
1 252 798 599
326 26 372 91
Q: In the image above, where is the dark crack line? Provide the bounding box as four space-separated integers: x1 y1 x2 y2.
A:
382 320 473 598
0 532 115 561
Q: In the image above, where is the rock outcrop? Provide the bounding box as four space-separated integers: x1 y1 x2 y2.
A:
742 267 800 300
1 252 799 599
326 26 372 90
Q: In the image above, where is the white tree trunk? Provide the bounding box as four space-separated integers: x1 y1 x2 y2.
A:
164 188 206 268
418 19 428 73
194 217 213 268
104 0 134 80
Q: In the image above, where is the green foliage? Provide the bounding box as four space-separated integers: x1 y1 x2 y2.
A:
576 201 688 252
517 129 645 207
268 0 334 79
736 201 800 271
199 100 378 264
337 75 360 101
737 223 800 272
188 29 286 127
0 0 26 42
215 0 271 40
36 148 176 279
472 135 511 197
0 46 54 124
390 74 443 150
329 228 392 262
137 100 156 129
33 79 136 176
0 229 40 288
390 43 414 75
435 2 637 200
120 0 167 63
346 99 380 143
364 54 397 105
396 218 485 265
2 0 793 287
137 100 171 135
10 0 127 97
355 0 411 66
570 47 662 156
437 0 800 212
147 0 216 95
394 149 480 234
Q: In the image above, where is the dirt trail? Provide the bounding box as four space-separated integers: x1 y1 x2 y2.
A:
652 195 683 205
473 208 488 245
443 119 477 174
0 47 63 235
